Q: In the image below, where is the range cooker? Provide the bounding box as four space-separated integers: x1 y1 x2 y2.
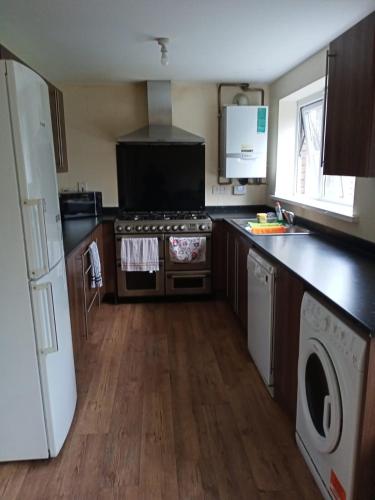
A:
114 211 212 298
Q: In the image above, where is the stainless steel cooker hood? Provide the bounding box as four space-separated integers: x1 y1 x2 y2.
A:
117 81 204 144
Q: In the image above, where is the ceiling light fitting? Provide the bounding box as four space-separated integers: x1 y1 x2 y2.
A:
156 37 169 66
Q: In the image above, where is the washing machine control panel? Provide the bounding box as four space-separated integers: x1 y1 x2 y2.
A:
302 294 366 372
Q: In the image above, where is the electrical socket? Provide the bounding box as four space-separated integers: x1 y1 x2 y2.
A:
233 185 246 195
77 182 87 192
212 185 228 195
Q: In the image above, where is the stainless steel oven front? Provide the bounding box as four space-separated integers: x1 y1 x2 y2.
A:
116 234 165 297
164 233 211 295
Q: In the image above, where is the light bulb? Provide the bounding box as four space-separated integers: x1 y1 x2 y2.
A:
156 38 169 67
161 51 168 66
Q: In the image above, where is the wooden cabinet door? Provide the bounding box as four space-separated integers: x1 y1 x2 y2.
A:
273 266 305 423
65 225 106 362
220 223 250 332
66 243 86 363
48 85 69 173
226 225 236 311
0 44 22 63
212 221 226 295
237 234 251 332
102 221 116 298
324 12 375 177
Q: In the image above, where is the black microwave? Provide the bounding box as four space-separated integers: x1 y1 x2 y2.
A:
59 192 102 219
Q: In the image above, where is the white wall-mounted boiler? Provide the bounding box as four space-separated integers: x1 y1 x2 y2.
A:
220 105 268 179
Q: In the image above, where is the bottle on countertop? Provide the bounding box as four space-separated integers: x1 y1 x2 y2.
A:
275 202 283 222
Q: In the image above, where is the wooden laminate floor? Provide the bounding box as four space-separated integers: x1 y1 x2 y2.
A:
0 300 321 500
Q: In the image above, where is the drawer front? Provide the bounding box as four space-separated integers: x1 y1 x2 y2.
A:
165 270 211 296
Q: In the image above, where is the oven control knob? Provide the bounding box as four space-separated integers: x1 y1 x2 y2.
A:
158 225 164 232
116 225 123 232
125 226 132 232
136 225 142 232
166 225 171 232
172 225 178 231
144 226 150 231
200 224 207 231
151 225 157 231
180 225 186 231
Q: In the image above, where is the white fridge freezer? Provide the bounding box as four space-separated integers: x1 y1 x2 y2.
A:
0 59 76 461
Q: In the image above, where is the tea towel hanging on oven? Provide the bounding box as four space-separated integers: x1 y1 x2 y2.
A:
121 237 159 272
88 241 103 288
169 236 206 263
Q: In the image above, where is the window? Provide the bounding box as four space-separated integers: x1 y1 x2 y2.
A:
275 79 356 219
296 94 355 209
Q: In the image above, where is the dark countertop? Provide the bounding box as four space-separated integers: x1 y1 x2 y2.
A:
62 217 103 257
227 219 375 337
61 207 375 336
206 205 269 221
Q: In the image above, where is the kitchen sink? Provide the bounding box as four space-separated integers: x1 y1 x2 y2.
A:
232 218 311 235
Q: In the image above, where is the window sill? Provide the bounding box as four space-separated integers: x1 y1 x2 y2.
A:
271 194 359 222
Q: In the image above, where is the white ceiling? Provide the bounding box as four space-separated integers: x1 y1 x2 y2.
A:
0 0 374 83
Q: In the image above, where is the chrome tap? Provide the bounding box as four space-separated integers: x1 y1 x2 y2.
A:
282 209 295 225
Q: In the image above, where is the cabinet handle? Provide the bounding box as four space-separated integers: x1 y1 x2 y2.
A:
320 50 335 169
168 274 207 280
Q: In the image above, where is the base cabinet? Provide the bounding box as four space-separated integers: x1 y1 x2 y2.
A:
213 221 251 332
102 221 116 297
273 266 305 422
65 225 104 362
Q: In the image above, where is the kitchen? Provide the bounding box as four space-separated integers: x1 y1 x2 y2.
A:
1 2 375 499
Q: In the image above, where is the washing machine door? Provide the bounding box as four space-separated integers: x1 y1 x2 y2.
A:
298 337 342 454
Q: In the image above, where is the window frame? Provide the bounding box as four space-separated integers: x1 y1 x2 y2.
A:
294 91 355 209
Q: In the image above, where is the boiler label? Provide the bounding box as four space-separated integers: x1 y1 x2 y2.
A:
257 107 267 133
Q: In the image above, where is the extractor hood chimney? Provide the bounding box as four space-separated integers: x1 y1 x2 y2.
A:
117 81 205 144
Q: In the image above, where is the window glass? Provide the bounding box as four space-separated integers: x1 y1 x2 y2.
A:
295 97 355 208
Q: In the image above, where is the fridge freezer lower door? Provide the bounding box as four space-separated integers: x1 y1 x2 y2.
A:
31 258 77 457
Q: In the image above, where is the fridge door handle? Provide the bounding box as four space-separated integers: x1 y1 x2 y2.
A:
31 282 59 354
23 198 49 278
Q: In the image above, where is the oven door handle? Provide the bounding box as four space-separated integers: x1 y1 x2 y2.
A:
167 274 208 279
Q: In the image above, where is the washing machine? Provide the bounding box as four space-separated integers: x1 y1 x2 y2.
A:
296 292 367 500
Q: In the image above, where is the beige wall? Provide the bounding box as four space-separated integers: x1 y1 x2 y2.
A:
57 82 269 207
57 83 147 206
267 49 375 243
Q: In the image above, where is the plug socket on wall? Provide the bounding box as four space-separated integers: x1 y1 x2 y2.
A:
233 185 246 195
212 185 229 195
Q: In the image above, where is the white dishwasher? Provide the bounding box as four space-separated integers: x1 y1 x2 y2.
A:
247 248 277 393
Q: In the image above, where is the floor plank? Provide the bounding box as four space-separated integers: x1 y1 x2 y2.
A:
0 300 321 499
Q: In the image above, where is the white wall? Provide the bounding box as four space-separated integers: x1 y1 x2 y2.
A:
267 49 375 243
58 82 269 207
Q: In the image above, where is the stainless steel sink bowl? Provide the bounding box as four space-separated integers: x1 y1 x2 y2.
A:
231 218 311 235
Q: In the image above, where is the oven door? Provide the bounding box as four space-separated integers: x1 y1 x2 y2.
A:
116 260 165 297
115 234 164 260
165 270 211 296
165 233 211 271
